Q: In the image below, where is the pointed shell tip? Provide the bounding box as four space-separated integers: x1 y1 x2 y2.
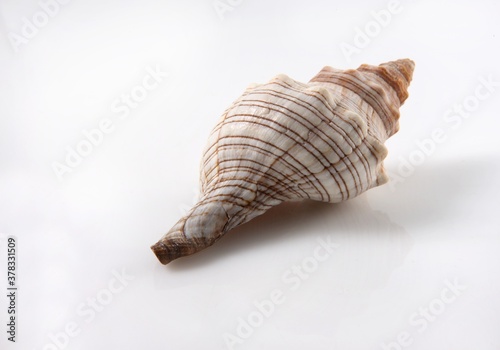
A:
151 241 172 265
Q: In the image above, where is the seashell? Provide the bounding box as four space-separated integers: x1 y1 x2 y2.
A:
151 59 415 265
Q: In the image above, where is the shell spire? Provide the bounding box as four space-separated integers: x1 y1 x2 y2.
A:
358 59 415 105
308 58 415 138
151 59 415 265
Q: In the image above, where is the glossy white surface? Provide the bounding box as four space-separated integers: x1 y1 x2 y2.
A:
1 1 499 349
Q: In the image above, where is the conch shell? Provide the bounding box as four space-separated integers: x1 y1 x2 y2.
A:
151 59 415 265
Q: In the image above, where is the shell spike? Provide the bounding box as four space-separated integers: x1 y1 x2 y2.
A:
151 197 230 264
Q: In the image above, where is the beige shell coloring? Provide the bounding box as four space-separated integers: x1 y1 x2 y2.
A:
151 59 415 265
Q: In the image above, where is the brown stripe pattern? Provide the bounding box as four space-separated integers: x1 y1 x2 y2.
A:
151 59 415 265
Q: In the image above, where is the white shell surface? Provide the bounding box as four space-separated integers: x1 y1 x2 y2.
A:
152 59 415 264
201 74 388 205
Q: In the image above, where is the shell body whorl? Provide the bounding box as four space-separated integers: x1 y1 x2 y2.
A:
152 59 414 265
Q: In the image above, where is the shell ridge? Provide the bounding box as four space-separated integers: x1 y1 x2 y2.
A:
248 79 370 196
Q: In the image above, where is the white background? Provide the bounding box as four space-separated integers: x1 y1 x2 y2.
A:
1 0 499 349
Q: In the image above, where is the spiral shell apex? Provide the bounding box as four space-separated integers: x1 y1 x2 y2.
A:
151 59 415 265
